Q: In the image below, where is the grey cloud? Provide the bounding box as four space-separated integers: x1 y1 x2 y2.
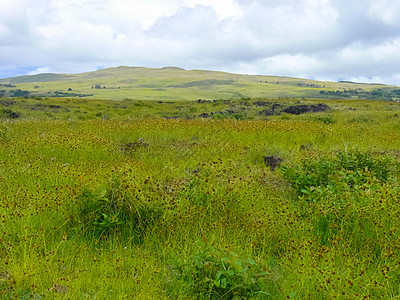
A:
0 0 399 85
145 1 339 61
231 0 400 50
0 14 33 47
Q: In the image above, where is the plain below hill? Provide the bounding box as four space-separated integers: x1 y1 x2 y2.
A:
0 66 399 101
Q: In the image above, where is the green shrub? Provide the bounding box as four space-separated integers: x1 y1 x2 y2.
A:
0 124 10 141
313 114 336 124
73 177 162 240
349 114 374 123
281 149 399 247
168 235 272 299
210 112 245 120
281 149 395 201
1 108 20 119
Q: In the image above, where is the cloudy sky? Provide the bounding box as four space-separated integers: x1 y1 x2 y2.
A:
1 0 400 84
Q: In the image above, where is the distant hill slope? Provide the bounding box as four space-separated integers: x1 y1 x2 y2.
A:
0 66 399 100
1 73 72 84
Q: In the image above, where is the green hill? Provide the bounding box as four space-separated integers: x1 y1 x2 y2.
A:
1 73 72 84
1 66 399 100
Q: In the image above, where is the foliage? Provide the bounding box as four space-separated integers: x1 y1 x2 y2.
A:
210 111 246 120
281 150 400 252
312 113 336 124
10 89 30 97
281 149 396 201
0 124 10 141
169 235 272 299
348 114 375 123
319 88 397 100
1 108 20 118
73 176 162 240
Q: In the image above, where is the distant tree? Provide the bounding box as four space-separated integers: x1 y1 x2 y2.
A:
68 88 72 91
94 84 101 89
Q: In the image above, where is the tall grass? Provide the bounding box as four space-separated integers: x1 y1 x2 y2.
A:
1 98 400 298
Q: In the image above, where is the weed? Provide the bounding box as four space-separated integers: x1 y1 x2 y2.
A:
313 113 336 124
0 124 10 141
281 149 400 253
281 149 395 201
1 108 20 119
349 114 375 123
168 235 272 299
210 111 245 120
73 176 162 240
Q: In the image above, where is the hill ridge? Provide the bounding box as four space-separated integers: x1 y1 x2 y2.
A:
0 66 398 101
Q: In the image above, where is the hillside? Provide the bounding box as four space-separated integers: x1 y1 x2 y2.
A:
1 66 399 100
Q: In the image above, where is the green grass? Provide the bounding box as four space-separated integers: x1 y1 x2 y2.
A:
1 66 400 100
0 97 400 298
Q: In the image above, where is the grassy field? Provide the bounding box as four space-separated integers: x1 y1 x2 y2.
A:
1 66 400 101
1 95 400 299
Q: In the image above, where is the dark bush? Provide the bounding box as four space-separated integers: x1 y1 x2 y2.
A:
1 108 20 119
282 103 331 115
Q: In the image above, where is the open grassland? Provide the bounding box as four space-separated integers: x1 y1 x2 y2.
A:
1 98 400 299
1 96 400 122
1 66 399 101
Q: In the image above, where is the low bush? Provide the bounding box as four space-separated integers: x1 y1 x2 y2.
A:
72 176 162 241
281 150 400 252
1 108 20 119
281 149 395 201
168 235 273 299
313 113 336 124
349 114 375 123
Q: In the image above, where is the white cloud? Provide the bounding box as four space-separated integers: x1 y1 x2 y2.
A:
369 0 400 25
184 0 242 19
0 0 399 85
223 54 322 80
261 54 321 77
28 67 51 75
147 5 219 39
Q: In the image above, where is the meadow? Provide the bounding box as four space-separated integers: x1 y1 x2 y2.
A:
1 66 399 101
1 95 400 299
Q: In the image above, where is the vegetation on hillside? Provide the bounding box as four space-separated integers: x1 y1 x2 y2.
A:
1 66 399 101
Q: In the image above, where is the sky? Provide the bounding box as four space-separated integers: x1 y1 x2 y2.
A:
1 0 400 85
